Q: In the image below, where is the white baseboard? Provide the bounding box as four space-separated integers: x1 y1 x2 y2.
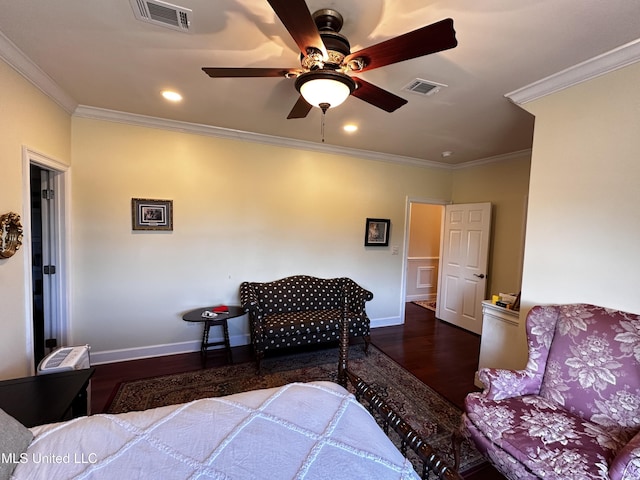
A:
405 294 437 302
90 333 251 365
371 316 403 328
406 294 428 302
90 317 402 365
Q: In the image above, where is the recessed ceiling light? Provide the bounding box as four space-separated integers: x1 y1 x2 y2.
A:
441 150 454 158
343 124 358 133
162 90 182 102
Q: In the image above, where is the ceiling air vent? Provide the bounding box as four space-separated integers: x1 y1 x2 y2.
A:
130 0 192 32
402 78 447 96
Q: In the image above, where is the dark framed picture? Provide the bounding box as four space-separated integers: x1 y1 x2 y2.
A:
364 218 390 246
132 198 173 231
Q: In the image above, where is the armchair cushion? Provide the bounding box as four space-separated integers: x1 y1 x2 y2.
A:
465 393 624 478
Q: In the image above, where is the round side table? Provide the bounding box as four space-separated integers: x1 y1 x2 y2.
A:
182 305 245 365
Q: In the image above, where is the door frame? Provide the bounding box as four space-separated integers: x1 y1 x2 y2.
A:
21 146 70 373
400 196 449 324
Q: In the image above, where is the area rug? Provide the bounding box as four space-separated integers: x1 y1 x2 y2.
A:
413 300 437 312
107 345 484 474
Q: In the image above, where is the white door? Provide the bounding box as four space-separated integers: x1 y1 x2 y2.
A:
437 203 491 334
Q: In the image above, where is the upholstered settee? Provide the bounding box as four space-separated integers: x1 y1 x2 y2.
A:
454 303 640 479
240 275 373 371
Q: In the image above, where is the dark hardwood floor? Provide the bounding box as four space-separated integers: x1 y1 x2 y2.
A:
370 302 483 410
90 302 504 479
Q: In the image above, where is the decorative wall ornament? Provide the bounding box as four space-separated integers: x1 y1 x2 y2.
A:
0 212 24 258
132 198 173 231
364 218 390 246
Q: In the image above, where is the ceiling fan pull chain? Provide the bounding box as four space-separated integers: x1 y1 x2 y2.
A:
320 102 329 143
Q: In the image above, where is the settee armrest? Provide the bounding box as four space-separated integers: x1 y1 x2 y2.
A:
609 429 640 480
479 367 542 401
239 282 264 337
343 278 373 314
239 282 260 312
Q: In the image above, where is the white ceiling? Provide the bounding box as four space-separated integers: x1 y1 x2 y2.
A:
0 0 638 165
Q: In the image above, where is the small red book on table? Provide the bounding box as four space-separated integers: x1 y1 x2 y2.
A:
213 305 229 313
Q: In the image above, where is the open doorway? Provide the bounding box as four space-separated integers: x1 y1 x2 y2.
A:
402 198 494 334
404 201 444 308
23 148 69 370
30 164 47 364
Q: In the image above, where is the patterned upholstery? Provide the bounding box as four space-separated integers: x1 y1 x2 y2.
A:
456 304 640 479
240 275 373 370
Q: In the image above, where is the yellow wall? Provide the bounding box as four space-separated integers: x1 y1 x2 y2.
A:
452 153 531 297
520 62 640 314
408 203 442 258
405 203 443 301
0 60 71 379
69 118 454 357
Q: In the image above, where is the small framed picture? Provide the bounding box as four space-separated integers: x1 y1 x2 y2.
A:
364 218 390 246
132 198 173 231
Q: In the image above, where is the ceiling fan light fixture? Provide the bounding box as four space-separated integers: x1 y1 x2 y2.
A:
295 71 355 110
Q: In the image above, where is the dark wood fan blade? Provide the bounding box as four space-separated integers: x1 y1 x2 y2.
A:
287 96 313 119
267 0 327 58
345 18 457 73
202 67 300 78
351 77 408 112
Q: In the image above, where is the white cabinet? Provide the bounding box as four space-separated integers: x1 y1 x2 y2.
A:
475 301 528 388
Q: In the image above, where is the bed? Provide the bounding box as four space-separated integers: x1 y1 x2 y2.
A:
4 299 461 480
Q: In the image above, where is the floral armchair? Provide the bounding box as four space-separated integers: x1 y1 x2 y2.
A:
454 303 640 479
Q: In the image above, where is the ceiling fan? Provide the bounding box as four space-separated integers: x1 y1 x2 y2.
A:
202 0 457 119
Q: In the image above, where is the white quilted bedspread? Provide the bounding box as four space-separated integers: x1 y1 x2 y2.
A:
12 381 419 479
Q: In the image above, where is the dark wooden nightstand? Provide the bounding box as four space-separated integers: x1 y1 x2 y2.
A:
0 368 94 427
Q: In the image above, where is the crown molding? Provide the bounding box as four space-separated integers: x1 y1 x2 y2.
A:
506 39 640 105
73 105 454 170
451 149 532 169
75 105 532 170
1 25 527 171
0 31 77 114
